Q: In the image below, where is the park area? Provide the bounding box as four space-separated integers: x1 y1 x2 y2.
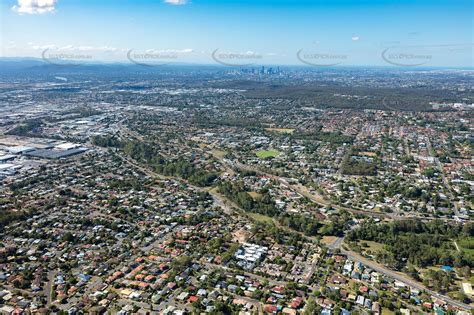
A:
256 149 280 159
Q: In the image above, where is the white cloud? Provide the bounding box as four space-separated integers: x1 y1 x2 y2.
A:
28 43 120 53
352 36 360 41
31 44 57 50
12 0 58 14
70 45 118 52
164 0 188 5
145 48 193 54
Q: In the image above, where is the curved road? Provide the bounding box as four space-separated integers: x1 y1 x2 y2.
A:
329 238 472 311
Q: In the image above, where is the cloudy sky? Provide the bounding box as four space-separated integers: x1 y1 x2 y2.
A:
1 0 473 67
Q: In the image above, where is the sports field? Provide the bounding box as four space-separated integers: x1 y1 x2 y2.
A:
256 149 279 159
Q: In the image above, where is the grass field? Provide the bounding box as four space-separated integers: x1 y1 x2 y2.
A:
208 187 220 194
264 128 295 134
457 237 474 261
256 149 280 159
359 240 385 253
247 191 262 200
247 212 274 224
382 309 395 315
211 150 227 158
469 275 474 284
321 236 337 246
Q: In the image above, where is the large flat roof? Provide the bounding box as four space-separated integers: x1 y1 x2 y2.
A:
25 148 87 159
0 155 16 161
5 146 35 154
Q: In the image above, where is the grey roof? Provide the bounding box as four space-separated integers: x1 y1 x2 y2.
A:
25 148 87 159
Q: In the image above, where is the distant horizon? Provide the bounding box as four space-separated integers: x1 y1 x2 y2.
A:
1 0 473 68
1 56 474 71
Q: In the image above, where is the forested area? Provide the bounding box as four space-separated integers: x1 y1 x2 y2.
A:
293 130 353 144
92 136 217 186
347 219 474 270
218 181 278 217
6 119 42 136
155 159 218 187
218 80 466 111
0 208 27 229
340 157 377 176
218 180 337 236
340 147 377 176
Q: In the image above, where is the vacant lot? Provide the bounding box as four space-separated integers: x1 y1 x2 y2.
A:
264 128 295 134
247 191 262 200
256 149 279 159
211 149 227 158
247 212 274 224
359 240 385 253
321 236 337 246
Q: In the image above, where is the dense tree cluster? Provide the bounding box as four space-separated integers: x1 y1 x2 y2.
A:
155 159 217 187
0 208 28 229
218 181 324 236
293 130 353 144
92 136 217 186
7 119 42 136
231 80 464 111
340 156 377 176
91 135 123 148
347 219 473 270
218 181 278 216
278 213 321 236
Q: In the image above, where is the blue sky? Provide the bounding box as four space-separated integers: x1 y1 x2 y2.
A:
1 0 472 67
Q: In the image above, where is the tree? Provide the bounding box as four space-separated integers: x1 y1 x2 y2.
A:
304 298 317 315
62 232 75 243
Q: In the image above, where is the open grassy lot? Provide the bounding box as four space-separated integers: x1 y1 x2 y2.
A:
382 309 395 315
457 237 474 261
247 191 262 200
469 275 474 285
247 212 274 224
211 149 227 158
321 236 337 246
264 128 295 134
359 240 385 253
256 149 279 159
360 151 377 157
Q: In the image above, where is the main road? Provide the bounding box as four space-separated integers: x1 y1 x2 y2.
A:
226 159 394 219
220 158 461 222
328 237 472 311
101 130 470 310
